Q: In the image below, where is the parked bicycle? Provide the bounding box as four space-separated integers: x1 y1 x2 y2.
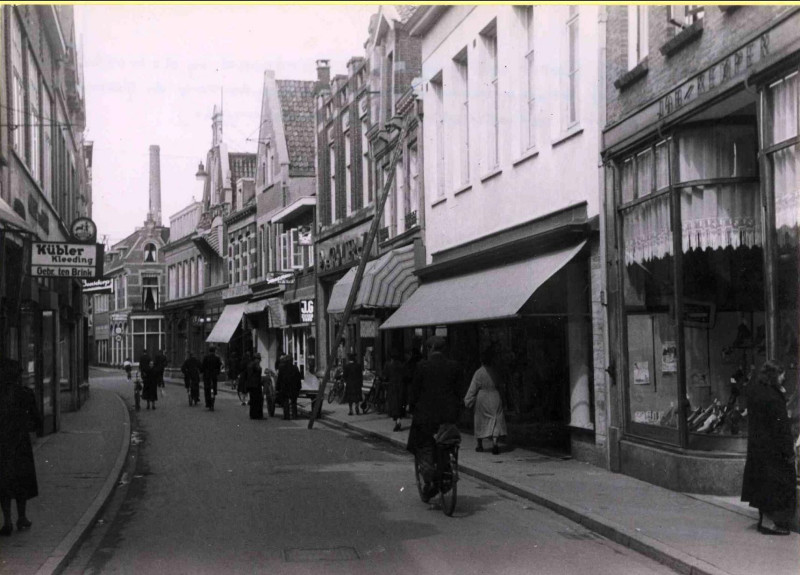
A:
360 375 386 414
414 424 461 516
327 367 345 404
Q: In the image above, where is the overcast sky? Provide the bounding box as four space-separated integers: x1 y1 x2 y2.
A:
78 4 378 245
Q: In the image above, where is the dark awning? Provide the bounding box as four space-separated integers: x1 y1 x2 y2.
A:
380 241 586 330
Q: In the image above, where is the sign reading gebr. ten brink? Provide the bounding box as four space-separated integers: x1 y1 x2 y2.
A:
31 242 104 279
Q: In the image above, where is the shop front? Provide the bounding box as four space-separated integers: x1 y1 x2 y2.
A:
325 242 420 377
602 19 799 494
282 274 317 382
381 230 596 456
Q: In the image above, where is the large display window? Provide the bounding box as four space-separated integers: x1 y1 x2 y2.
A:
616 119 765 450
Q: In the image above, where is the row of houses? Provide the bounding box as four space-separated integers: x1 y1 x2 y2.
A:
0 6 93 436
89 5 800 497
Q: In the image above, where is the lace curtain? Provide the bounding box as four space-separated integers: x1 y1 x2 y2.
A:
622 194 673 265
769 73 799 246
681 183 762 252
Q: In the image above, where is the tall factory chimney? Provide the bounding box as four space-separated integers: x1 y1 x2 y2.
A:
148 145 162 225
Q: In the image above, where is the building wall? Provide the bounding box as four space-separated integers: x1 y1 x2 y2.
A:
606 5 792 127
418 5 602 261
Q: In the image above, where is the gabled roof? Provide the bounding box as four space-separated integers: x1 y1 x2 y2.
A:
276 80 316 177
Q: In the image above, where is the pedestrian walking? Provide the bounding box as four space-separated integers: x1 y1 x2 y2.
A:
406 336 463 502
464 345 508 455
139 350 158 410
343 353 364 416
247 353 265 420
0 358 41 536
202 345 222 411
403 344 423 417
181 351 201 406
123 357 133 381
276 355 301 420
153 349 168 393
238 352 251 406
741 360 797 535
384 348 406 431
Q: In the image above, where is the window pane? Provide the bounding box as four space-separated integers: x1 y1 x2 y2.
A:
677 125 758 183
636 149 653 198
621 158 635 204
622 196 676 431
767 72 798 146
655 141 669 190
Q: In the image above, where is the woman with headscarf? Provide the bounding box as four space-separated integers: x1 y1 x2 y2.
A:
0 359 41 536
741 360 797 535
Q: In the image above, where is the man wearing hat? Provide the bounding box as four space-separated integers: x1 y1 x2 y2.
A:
406 335 463 501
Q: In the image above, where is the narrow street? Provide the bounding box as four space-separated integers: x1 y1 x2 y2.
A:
62 372 675 575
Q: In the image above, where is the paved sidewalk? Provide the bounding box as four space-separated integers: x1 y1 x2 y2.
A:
306 395 800 575
0 385 130 575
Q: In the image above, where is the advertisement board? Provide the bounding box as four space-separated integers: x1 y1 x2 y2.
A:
31 242 105 279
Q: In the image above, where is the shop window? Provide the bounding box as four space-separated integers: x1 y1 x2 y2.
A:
765 71 799 380
618 121 763 447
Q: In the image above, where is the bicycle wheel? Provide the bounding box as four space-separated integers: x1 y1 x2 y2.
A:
439 446 458 516
327 382 337 404
361 389 373 414
414 454 427 502
238 390 248 405
335 383 345 404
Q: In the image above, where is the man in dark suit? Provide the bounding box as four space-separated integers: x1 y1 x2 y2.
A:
201 346 222 411
406 336 463 501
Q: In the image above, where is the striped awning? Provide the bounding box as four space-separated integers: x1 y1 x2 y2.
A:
327 244 418 315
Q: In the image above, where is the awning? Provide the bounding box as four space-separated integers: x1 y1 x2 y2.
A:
327 244 418 315
243 298 286 328
0 197 33 233
205 302 246 343
380 241 586 330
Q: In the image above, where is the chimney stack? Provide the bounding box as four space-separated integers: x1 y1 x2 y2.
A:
316 59 330 88
148 145 162 225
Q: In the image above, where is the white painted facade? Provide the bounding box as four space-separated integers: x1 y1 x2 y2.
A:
417 5 603 260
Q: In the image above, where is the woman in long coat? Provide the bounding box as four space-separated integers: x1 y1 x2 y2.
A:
464 345 507 455
383 349 406 431
247 354 264 420
741 360 797 535
343 353 363 416
139 351 158 410
0 359 42 535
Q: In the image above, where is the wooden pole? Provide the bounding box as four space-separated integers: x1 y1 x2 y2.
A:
308 117 408 429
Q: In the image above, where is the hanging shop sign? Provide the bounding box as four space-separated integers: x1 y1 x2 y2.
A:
111 313 128 323
70 217 98 243
300 300 314 323
82 279 114 294
31 242 104 279
266 272 295 285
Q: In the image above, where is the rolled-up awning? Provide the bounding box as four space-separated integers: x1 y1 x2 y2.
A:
206 303 246 343
380 241 586 330
327 244 418 315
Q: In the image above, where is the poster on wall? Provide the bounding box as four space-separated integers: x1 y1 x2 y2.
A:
661 342 677 373
633 361 650 385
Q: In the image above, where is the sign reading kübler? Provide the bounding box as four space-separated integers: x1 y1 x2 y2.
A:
31 242 104 279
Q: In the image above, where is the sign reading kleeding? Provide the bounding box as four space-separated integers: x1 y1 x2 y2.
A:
31 242 104 279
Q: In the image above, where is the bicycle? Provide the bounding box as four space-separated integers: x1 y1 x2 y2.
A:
327 368 345 404
414 424 461 516
360 376 386 414
262 369 277 417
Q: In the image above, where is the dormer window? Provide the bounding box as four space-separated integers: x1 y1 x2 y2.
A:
144 243 157 263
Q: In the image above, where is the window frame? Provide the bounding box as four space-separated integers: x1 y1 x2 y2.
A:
567 6 580 128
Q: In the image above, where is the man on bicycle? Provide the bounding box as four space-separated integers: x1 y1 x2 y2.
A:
406 335 463 502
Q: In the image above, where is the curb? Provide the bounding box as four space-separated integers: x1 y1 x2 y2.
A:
34 392 132 575
307 410 732 575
